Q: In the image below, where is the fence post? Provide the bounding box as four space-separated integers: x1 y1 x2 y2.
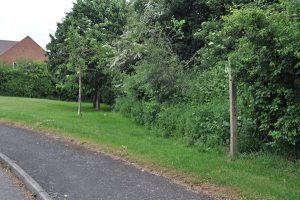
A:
229 60 238 158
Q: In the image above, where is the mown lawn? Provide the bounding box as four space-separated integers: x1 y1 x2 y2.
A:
0 96 299 200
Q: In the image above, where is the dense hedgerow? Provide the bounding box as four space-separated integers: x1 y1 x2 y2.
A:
223 1 300 155
113 0 300 157
114 62 231 149
0 61 55 98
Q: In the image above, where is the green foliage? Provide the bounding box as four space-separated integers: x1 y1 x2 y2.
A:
115 97 230 150
0 61 54 98
113 0 300 157
47 0 127 105
158 102 229 146
158 0 260 60
182 65 228 103
41 0 300 156
220 0 300 155
113 0 233 153
114 97 160 126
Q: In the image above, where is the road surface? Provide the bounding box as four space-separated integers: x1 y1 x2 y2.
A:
0 124 211 200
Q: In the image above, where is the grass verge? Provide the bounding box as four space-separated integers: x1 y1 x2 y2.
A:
0 96 299 200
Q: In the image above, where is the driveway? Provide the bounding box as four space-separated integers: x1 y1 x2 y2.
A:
0 124 210 200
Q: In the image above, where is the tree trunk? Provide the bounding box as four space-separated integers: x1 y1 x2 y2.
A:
95 86 100 111
77 67 82 117
229 66 238 158
93 95 96 109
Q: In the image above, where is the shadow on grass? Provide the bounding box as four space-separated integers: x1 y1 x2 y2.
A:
49 101 112 113
82 103 112 113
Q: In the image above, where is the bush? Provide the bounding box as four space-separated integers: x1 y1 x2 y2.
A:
156 101 230 147
222 1 300 155
0 61 55 98
115 97 160 126
116 97 230 149
114 0 300 157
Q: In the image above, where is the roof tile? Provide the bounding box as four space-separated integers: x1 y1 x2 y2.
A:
0 40 18 55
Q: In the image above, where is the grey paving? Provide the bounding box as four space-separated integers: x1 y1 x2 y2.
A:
0 166 26 200
0 124 211 200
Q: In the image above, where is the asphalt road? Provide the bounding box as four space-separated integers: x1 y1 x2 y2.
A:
0 124 211 200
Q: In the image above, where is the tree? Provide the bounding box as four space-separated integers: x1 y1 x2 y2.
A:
65 19 90 116
47 0 127 111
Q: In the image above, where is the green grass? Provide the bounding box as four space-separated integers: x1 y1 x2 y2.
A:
0 96 299 200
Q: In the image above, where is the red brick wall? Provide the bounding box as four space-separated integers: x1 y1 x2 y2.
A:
0 36 48 65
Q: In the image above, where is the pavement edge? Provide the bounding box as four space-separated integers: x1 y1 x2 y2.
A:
0 152 52 200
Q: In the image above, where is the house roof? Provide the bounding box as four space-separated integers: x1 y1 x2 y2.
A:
0 36 48 64
0 40 18 55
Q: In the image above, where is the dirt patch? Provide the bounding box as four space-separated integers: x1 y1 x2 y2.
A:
0 120 240 200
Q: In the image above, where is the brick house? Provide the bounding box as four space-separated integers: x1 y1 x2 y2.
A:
0 36 47 66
